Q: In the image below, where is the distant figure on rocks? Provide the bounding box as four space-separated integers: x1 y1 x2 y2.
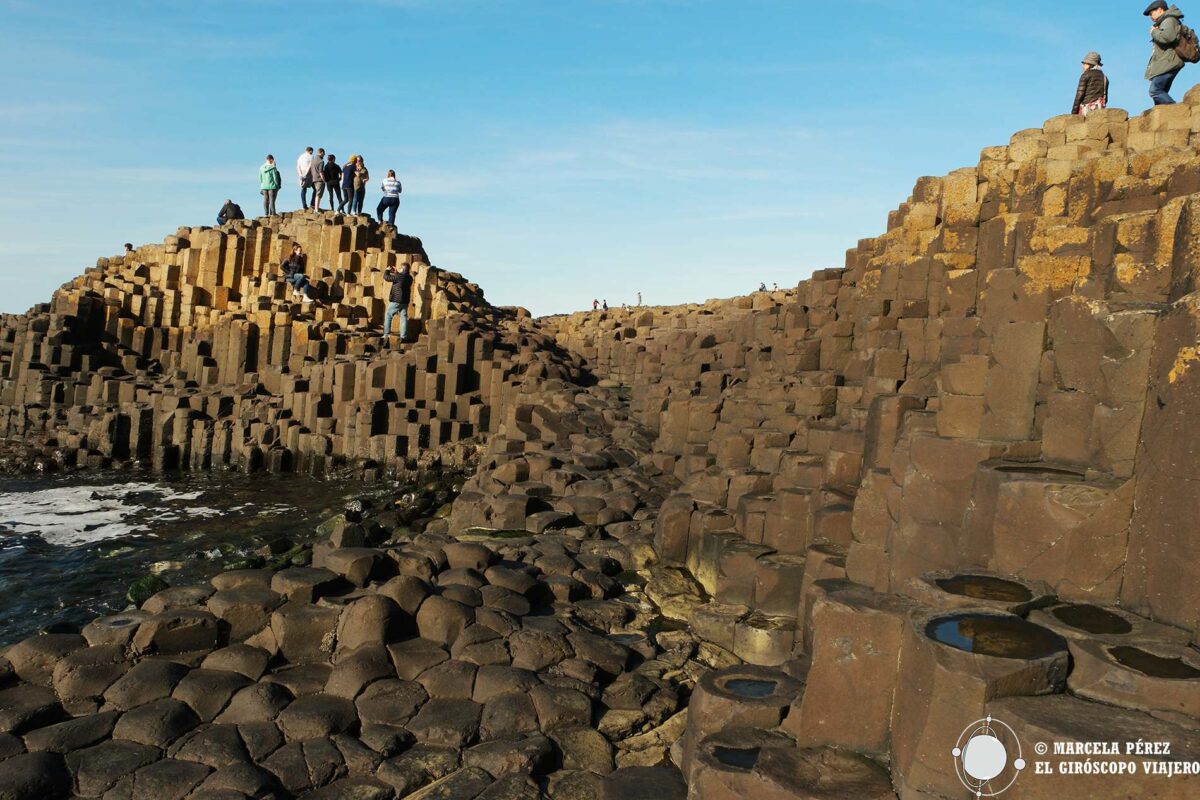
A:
1073 52 1110 115
340 155 357 213
323 155 342 212
217 199 244 225
259 155 281 216
353 157 370 215
281 244 314 304
602 299 608 311
637 291 642 306
773 282 779 290
297 147 315 209
123 243 133 256
758 282 767 292
593 299 599 311
1145 2 1188 105
309 147 327 211
378 170 403 225
383 264 413 342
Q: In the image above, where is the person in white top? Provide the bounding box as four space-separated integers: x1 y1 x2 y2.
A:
376 170 403 225
297 147 314 210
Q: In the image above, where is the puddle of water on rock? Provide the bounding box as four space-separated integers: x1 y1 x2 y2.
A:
722 678 778 698
1051 604 1133 636
925 613 1066 660
712 746 761 770
1109 646 1200 680
934 574 1033 603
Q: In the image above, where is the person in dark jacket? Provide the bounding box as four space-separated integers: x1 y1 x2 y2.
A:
1073 52 1110 115
281 244 314 304
323 155 342 213
383 264 413 341
1145 2 1187 104
339 156 356 213
217 199 245 226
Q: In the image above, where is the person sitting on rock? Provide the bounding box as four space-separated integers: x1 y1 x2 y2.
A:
1073 52 1110 115
217 199 244 226
383 264 414 342
281 244 314 304
1145 1 1187 105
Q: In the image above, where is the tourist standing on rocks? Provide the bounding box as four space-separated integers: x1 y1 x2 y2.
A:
217 199 244 225
593 299 600 311
378 170 403 225
281 244 314 304
602 299 608 311
637 291 642 306
123 243 133 256
297 147 315 209
339 155 357 213
259 155 281 216
309 147 327 211
323 154 342 212
1073 52 1110 114
353 156 370 215
1145 2 1187 104
383 264 413 341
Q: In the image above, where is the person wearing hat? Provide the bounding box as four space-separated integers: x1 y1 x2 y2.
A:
1145 1 1186 105
1073 52 1110 115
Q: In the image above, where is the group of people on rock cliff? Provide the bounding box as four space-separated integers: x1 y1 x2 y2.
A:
254 148 403 226
1073 3 1199 114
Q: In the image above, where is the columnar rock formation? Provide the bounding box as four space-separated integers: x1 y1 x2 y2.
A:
0 213 581 474
3 94 1200 799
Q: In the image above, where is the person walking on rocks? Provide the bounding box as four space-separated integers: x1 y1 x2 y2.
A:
383 264 413 342
297 147 315 209
352 156 370 215
259 155 281 216
323 154 342 212
377 170 403 225
1073 52 1110 115
281 244 314 304
339 155 357 213
1145 2 1187 104
217 199 244 225
309 147 327 211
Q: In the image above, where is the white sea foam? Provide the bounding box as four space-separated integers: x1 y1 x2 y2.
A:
0 482 230 547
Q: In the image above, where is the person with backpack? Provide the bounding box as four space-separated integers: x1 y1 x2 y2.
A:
259 155 281 216
1073 52 1110 115
217 199 244 225
1144 2 1195 105
377 170 403 225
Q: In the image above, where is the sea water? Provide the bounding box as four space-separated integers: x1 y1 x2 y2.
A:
0 471 385 644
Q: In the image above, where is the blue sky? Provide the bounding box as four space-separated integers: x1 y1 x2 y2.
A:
0 0 1181 316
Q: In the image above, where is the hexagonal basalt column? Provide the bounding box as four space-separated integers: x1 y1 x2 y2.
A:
688 727 894 800
1069 637 1200 721
1029 602 1192 646
678 665 802 778
904 569 1055 616
890 609 1069 798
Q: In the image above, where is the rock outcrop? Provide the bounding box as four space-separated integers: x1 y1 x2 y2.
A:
3 93 1200 799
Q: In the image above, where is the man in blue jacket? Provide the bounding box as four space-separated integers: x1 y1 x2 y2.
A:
1145 1 1187 104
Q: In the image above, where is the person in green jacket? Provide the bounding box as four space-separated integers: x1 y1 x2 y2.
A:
1145 1 1186 105
259 154 282 216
